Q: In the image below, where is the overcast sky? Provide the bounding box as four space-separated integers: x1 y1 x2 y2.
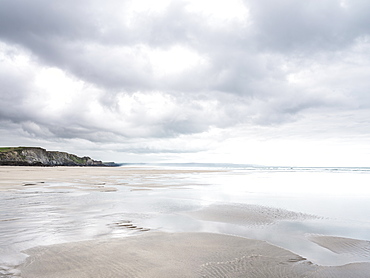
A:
1 0 370 166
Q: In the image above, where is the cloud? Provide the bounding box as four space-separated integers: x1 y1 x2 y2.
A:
246 0 370 53
1 0 370 165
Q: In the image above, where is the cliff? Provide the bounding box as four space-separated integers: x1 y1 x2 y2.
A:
0 147 105 166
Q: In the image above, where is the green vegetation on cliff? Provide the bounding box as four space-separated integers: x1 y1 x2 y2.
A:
0 147 18 152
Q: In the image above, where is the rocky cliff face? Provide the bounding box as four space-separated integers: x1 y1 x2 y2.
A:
0 147 104 166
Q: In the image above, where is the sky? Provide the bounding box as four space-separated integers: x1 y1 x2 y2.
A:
1 0 370 166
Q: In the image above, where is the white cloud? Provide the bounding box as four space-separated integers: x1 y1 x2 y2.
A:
148 45 208 77
34 67 86 112
185 0 249 25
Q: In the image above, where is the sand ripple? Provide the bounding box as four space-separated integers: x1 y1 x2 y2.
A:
189 203 319 226
111 220 150 232
309 235 370 257
19 232 370 278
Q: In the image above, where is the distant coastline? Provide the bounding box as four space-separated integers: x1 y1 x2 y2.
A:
0 147 117 166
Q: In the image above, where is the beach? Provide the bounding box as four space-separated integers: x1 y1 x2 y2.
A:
1 166 370 277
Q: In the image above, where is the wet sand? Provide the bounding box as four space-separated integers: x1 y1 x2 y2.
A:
0 166 220 191
309 235 370 257
1 166 370 277
19 232 370 278
188 203 320 226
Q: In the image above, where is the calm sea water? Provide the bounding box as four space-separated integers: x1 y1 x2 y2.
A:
1 165 370 277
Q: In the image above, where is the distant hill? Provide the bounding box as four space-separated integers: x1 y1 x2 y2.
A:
0 147 108 166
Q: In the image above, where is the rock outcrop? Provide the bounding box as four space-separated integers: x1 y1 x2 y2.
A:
0 147 105 166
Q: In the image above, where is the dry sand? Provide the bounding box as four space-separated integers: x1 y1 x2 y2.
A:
19 232 370 278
